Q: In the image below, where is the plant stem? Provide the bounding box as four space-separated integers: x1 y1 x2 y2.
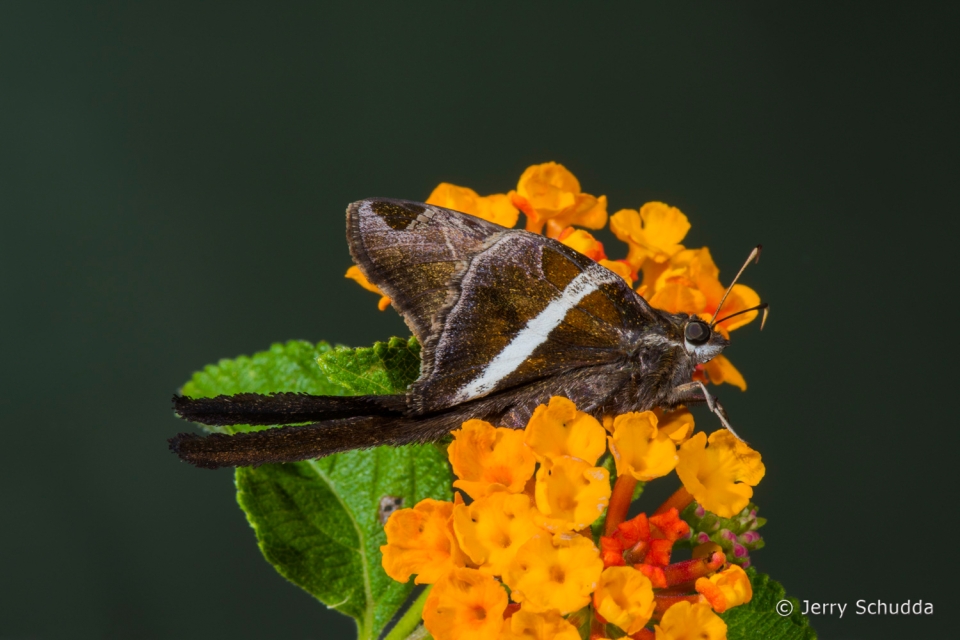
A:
605 474 638 536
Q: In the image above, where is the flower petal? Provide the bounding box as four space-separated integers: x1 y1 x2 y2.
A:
534 456 611 532
380 498 467 584
500 607 581 640
703 355 747 391
504 532 604 614
345 265 391 310
452 492 542 576
426 182 519 228
593 566 656 635
695 564 753 613
524 396 607 465
676 431 765 518
654 601 727 640
449 419 537 499
423 567 508 640
608 411 679 481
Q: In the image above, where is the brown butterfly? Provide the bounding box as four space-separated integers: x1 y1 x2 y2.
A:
170 199 765 468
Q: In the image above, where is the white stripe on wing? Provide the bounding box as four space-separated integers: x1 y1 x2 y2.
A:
454 264 620 402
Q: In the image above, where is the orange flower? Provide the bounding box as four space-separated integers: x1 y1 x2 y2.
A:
448 419 537 499
676 431 765 518
500 606 581 640
380 497 468 584
643 247 760 337
510 162 607 237
697 355 747 391
643 248 716 316
557 227 635 284
534 455 610 532
452 491 542 577
654 601 727 640
344 265 391 311
423 567 508 640
695 564 753 613
523 396 607 465
607 411 679 482
593 566 656 635
503 532 604 614
426 182 519 228
655 408 695 444
610 202 690 270
637 246 759 389
600 509 690 573
558 227 607 261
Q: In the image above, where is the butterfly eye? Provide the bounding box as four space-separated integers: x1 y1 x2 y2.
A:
684 320 711 345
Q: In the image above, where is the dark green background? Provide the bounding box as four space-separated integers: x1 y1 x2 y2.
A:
2 2 957 638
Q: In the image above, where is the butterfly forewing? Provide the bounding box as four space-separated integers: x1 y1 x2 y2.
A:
348 198 661 414
347 199 505 343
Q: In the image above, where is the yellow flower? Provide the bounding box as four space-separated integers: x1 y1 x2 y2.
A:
345 265 391 311
593 566 656 635
448 419 537 499
534 455 610 532
607 411 678 482
500 606 581 640
423 567 508 640
695 564 753 613
452 491 542 576
510 162 608 237
655 407 695 444
426 182 519 228
380 498 468 584
610 202 690 270
676 431 765 518
524 396 607 465
655 601 727 640
503 531 604 614
700 355 747 391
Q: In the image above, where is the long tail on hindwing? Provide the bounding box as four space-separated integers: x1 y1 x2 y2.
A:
169 393 460 469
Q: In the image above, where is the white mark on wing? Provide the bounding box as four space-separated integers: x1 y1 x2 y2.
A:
454 264 620 401
441 227 458 258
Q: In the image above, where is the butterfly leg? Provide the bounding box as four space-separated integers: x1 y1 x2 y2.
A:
667 381 745 442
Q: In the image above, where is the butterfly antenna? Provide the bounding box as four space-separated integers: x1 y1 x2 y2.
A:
710 244 762 326
713 303 769 330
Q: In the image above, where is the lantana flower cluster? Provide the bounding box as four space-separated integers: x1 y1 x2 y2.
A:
347 161 760 389
380 397 766 640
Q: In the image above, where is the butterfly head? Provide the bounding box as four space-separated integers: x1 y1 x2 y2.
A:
681 316 729 364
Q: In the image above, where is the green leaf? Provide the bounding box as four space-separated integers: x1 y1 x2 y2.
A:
317 336 421 395
722 568 817 640
181 338 452 640
237 445 451 640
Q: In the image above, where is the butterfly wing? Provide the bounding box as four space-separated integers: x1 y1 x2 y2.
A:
348 198 504 343
348 198 661 413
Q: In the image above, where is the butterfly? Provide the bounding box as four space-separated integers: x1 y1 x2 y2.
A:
170 198 765 468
